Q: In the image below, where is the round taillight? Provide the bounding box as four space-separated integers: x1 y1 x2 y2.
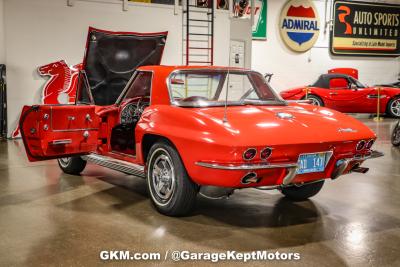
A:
356 140 366 151
260 147 272 160
365 139 374 149
243 148 257 161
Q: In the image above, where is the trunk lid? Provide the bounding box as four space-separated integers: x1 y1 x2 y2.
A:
82 27 167 105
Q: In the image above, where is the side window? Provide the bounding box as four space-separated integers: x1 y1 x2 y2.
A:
329 78 349 89
124 72 153 100
76 72 92 104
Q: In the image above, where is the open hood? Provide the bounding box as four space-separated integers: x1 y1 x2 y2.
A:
83 27 167 105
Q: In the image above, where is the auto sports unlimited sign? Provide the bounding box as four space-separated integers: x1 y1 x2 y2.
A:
279 0 320 52
331 0 400 57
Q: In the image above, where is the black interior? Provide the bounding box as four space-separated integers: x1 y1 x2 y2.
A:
110 124 136 153
83 29 167 106
110 98 150 154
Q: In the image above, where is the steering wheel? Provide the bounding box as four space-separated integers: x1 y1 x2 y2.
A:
120 96 150 124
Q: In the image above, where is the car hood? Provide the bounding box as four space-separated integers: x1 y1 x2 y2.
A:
83 27 167 104
191 103 375 146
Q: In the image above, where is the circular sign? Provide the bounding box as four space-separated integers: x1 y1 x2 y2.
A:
279 0 320 52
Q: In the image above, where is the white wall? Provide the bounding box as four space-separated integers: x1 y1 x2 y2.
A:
0 0 5 63
4 0 231 137
230 18 252 69
252 0 400 92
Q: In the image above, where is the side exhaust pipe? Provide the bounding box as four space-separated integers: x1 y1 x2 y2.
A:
331 159 350 179
241 172 260 184
351 165 369 174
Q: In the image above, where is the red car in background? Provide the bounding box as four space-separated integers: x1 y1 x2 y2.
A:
280 73 400 118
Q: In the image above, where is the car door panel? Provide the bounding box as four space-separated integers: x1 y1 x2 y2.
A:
322 77 377 113
20 105 100 161
329 88 377 113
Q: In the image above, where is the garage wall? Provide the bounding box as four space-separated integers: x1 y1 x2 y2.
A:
230 18 252 69
0 0 5 63
251 0 400 92
4 0 231 137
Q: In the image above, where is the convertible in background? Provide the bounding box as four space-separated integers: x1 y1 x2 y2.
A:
280 73 400 118
19 28 383 216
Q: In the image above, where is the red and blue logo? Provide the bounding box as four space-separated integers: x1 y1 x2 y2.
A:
280 0 320 52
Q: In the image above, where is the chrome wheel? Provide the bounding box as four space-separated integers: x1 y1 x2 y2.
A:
150 149 176 204
58 157 71 168
306 95 323 106
390 99 400 117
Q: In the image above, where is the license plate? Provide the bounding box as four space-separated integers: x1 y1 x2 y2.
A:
297 153 327 174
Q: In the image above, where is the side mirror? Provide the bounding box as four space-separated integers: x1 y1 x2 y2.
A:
350 84 358 91
264 73 273 83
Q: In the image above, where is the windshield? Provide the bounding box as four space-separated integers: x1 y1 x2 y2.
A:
349 77 366 88
168 70 285 107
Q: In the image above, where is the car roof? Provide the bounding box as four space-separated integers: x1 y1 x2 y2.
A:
137 65 248 73
312 73 352 88
320 73 351 79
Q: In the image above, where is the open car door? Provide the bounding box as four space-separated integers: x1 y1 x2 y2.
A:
19 105 100 162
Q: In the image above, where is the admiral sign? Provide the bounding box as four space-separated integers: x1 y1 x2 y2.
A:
279 0 320 52
331 0 400 57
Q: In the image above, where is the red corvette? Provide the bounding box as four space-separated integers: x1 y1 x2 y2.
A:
19 28 382 216
280 73 400 118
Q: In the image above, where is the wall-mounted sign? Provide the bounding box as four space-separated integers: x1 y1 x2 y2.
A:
252 0 267 40
279 0 320 52
331 0 400 57
233 0 267 40
11 60 81 138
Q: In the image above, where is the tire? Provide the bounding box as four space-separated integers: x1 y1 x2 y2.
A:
57 156 87 175
280 180 324 201
387 97 400 118
392 122 400 147
146 141 198 216
304 94 324 107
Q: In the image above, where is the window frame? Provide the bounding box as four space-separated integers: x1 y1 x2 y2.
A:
167 69 285 107
115 70 154 106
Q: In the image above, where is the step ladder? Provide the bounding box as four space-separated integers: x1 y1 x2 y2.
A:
182 0 214 65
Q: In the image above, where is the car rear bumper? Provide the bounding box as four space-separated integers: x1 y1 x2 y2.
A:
194 150 383 188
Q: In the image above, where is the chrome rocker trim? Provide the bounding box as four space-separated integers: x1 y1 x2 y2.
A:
82 154 145 178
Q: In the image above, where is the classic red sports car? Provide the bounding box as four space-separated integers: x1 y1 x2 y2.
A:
280 73 400 118
19 28 382 216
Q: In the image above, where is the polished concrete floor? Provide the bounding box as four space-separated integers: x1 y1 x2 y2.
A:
1 118 400 266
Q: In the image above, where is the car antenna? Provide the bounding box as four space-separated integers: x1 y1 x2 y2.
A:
223 68 230 124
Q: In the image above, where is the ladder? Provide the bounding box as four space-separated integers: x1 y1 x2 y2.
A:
183 0 214 65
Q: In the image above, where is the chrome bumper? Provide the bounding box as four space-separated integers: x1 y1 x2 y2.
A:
195 162 298 170
195 150 384 185
195 162 299 185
